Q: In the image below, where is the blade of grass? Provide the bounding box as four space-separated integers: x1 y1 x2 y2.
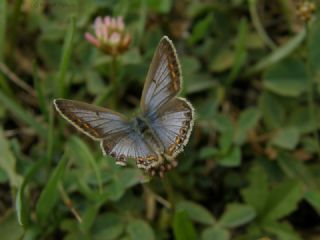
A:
0 128 22 189
46 107 54 163
0 0 13 96
36 154 68 224
33 63 49 122
248 0 276 50
67 136 103 193
16 159 45 226
0 0 6 60
245 28 306 76
227 18 248 85
10 0 23 48
0 90 46 138
57 17 76 98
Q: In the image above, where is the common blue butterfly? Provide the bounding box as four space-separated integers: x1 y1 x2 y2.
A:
54 36 194 177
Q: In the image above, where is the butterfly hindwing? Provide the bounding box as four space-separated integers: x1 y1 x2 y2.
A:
54 99 158 166
148 98 194 157
140 36 181 115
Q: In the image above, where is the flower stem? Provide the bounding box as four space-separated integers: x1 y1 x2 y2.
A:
94 55 118 108
110 55 119 108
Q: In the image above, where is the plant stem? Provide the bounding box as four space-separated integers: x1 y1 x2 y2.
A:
94 55 118 108
109 55 119 108
305 24 320 160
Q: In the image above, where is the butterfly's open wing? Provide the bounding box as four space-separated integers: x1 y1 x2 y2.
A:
140 36 194 159
140 36 181 115
54 99 158 167
149 98 194 158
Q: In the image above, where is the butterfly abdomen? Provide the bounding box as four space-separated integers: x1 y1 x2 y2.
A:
133 117 164 154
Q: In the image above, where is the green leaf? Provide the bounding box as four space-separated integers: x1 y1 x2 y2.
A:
247 28 306 75
199 147 218 159
219 130 233 155
177 201 216 225
288 107 318 134
218 146 241 167
127 219 155 240
212 113 234 133
80 203 102 234
277 152 315 187
56 17 76 97
263 58 308 97
271 127 300 150
36 154 68 223
0 211 24 240
0 128 22 188
219 203 256 228
234 107 261 145
261 180 302 221
227 18 248 84
86 71 106 95
189 14 213 44
92 213 124 240
241 166 268 215
67 136 103 193
259 92 285 129
304 190 320 214
173 211 197 240
0 90 46 138
262 221 302 240
210 48 234 73
147 0 172 13
118 168 144 189
201 226 230 240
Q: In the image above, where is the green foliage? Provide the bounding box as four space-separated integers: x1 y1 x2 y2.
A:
36 154 68 224
0 0 320 239
173 211 197 240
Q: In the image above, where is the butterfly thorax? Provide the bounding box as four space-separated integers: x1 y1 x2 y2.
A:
132 116 164 154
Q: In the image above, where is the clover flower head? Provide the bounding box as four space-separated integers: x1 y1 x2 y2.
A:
85 16 131 56
296 1 316 22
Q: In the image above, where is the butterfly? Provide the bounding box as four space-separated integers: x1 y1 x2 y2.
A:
54 36 194 177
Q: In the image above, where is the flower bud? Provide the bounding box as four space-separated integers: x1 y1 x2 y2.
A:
85 16 131 56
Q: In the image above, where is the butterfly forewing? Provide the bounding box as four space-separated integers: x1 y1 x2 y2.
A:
54 99 158 167
140 36 181 115
54 99 130 140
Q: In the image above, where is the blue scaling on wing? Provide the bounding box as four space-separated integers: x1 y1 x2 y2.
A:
148 98 194 158
140 36 181 116
54 99 158 167
54 99 131 140
100 128 158 168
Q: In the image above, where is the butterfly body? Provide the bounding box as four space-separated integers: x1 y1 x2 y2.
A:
54 36 194 176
